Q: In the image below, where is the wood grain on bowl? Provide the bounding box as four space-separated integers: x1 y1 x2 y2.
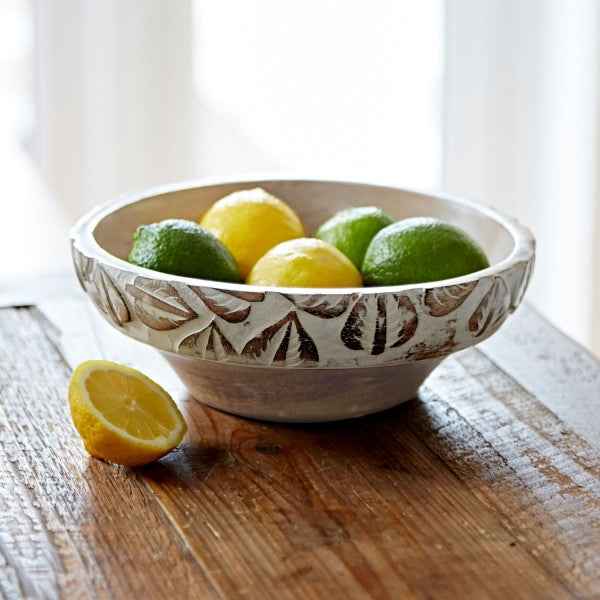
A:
160 353 443 421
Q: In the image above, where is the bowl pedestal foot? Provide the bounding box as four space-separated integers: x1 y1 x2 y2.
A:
161 352 444 423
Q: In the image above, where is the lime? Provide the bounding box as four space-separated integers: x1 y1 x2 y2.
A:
315 206 395 269
362 217 490 285
200 188 305 278
127 218 242 282
246 238 363 288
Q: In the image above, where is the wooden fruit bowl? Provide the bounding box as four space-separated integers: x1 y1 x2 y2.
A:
70 177 535 422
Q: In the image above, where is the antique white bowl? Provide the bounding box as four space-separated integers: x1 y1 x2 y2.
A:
70 177 535 422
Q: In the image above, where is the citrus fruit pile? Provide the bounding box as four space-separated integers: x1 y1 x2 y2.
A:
127 187 490 288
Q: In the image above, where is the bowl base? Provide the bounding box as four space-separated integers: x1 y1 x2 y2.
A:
160 353 444 423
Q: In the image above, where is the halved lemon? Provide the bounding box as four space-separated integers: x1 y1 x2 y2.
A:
68 360 187 466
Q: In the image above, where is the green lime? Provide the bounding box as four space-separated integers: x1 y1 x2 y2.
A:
314 206 395 270
127 219 242 282
362 217 490 286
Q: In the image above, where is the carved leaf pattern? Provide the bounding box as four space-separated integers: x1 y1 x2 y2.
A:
125 277 196 331
283 294 354 318
341 294 418 355
511 258 534 310
226 290 266 302
390 295 420 348
424 281 478 317
72 249 94 288
405 327 457 361
469 277 511 338
242 311 319 366
88 266 130 327
178 322 237 361
189 287 263 323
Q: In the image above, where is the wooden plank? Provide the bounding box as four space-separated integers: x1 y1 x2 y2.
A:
37 292 580 598
418 350 600 596
141 402 577 600
0 307 217 600
3 295 600 598
39 298 600 597
480 304 600 448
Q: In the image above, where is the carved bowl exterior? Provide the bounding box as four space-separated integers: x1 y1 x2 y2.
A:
70 177 535 422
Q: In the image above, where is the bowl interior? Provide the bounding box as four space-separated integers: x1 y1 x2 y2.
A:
92 179 516 268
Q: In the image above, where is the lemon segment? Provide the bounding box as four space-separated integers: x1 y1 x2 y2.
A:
68 360 187 466
200 188 305 278
246 238 363 288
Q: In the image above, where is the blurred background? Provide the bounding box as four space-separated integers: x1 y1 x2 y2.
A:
1 0 599 357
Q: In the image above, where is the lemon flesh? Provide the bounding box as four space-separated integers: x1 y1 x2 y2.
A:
247 238 363 288
68 360 187 466
315 206 395 270
200 188 305 278
127 218 242 282
362 217 490 286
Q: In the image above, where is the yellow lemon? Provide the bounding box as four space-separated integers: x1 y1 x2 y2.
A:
200 188 305 278
68 360 187 466
247 238 363 288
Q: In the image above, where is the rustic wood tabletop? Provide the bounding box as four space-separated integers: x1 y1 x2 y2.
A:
1 271 600 599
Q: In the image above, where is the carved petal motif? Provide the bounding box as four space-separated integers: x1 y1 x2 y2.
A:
283 294 354 318
469 277 511 338
242 311 319 366
125 277 195 331
511 259 534 310
225 290 266 302
88 266 130 327
405 327 457 361
178 322 237 361
341 294 418 355
72 249 95 288
424 281 478 317
189 287 263 323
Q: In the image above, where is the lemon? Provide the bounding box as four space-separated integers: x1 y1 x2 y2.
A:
247 238 363 288
362 217 490 286
315 206 395 269
200 188 305 278
127 218 242 282
68 360 187 466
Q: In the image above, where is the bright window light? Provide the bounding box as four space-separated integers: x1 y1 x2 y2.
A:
194 0 444 188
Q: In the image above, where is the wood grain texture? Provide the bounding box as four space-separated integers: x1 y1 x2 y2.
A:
481 306 600 448
0 307 216 600
1 297 600 599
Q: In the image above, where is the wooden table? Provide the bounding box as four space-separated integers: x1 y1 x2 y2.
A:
2 272 600 599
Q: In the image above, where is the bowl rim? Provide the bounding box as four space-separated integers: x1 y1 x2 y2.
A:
70 174 535 294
